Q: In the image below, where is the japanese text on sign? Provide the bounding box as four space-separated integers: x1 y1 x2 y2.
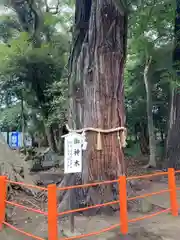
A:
64 133 83 174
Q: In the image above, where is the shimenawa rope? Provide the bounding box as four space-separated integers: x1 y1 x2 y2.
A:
65 124 127 150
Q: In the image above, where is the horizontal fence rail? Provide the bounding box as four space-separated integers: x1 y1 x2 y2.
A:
0 168 179 239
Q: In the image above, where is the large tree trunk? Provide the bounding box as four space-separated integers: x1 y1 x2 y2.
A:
166 0 180 169
166 90 180 168
59 0 127 212
70 0 127 178
144 57 156 167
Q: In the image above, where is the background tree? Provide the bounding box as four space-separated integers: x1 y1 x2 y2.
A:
0 1 70 151
125 0 173 167
0 0 71 188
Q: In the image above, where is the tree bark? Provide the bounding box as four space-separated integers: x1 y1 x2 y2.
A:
165 86 175 157
70 0 127 178
166 0 180 169
45 124 58 152
138 122 149 155
144 57 156 167
166 89 180 168
60 0 127 210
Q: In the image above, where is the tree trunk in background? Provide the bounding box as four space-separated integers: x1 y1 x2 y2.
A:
139 122 149 155
45 125 58 152
166 90 180 168
40 121 48 147
144 58 156 167
166 0 180 169
165 87 175 160
21 93 26 150
42 115 57 151
60 0 127 209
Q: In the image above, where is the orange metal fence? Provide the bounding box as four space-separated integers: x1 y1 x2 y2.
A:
0 168 179 239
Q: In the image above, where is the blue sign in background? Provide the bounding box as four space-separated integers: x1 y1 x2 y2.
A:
10 132 19 148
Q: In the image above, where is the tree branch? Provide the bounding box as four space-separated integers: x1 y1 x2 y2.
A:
112 0 128 15
44 0 49 12
44 0 61 14
144 56 152 77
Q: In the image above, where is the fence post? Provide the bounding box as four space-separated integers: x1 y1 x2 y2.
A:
48 184 58 240
168 168 178 216
0 176 7 230
118 175 128 235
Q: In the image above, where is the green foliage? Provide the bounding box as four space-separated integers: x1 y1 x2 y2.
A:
124 142 141 157
0 1 72 134
0 0 175 157
0 15 21 42
124 0 174 157
0 103 22 131
46 78 68 126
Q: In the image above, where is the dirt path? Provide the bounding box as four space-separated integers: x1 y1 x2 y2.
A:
0 212 47 240
59 212 180 240
3 212 180 240
146 181 180 209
